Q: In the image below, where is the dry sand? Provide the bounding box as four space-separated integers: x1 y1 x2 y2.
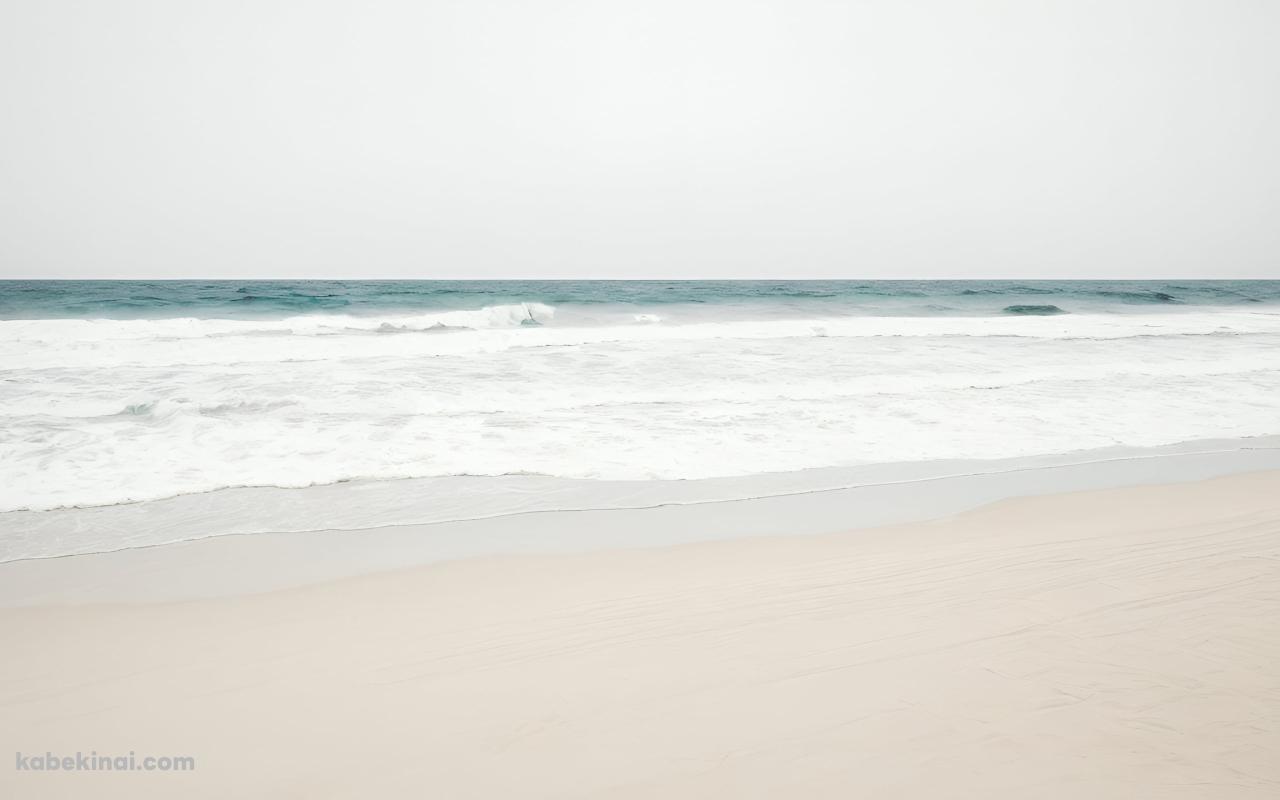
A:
2 471 1279 798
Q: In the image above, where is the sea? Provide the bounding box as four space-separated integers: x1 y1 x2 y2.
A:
3 279 1279 524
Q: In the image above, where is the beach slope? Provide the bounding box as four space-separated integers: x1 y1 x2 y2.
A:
2 471 1279 798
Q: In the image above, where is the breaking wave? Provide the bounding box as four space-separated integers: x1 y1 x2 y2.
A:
1003 304 1067 315
2 285 1279 515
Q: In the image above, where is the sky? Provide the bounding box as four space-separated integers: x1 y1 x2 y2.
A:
1 0 1277 280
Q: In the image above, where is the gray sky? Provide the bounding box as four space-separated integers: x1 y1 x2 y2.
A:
1 0 1277 279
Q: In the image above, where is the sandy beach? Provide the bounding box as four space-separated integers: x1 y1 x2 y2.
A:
5 0 1280 794
3 469 1278 799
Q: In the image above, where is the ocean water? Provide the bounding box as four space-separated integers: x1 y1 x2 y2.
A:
2 279 1279 513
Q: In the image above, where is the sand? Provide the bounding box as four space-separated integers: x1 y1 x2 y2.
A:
2 471 1279 798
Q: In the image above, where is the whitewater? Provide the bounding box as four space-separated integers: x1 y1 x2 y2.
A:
2 280 1279 514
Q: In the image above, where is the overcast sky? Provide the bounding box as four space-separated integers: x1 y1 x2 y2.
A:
1 0 1277 279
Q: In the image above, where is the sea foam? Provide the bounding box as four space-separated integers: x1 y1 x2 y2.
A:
3 295 1280 513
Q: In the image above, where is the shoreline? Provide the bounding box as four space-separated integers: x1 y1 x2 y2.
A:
5 435 1280 564
3 437 1280 606
2 470 1278 798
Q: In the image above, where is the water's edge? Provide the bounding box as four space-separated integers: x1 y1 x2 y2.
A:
4 435 1279 571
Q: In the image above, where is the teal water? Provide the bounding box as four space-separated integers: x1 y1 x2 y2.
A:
1 279 1277 319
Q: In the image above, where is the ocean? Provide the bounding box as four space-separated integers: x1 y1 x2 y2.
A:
3 279 1279 516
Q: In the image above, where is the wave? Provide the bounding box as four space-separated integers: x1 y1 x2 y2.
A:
965 287 1182 304
8 438 1279 562
3 304 1279 515
4 308 1280 372
112 399 298 419
297 302 557 333
5 358 1280 514
1003 304 1067 315
1094 290 1179 304
962 285 1055 296
7 359 1277 426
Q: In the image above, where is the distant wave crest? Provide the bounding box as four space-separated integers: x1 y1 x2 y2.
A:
1003 304 1067 315
286 302 558 334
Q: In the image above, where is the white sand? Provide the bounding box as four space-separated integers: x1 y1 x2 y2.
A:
2 471 1279 798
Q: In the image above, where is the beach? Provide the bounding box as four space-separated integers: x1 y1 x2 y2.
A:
3 463 1279 799
3 280 1279 797
5 0 1280 791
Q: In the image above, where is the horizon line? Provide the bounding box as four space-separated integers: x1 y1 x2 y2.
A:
3 276 1278 282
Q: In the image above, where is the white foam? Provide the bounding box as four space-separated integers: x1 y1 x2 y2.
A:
2 305 1279 513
